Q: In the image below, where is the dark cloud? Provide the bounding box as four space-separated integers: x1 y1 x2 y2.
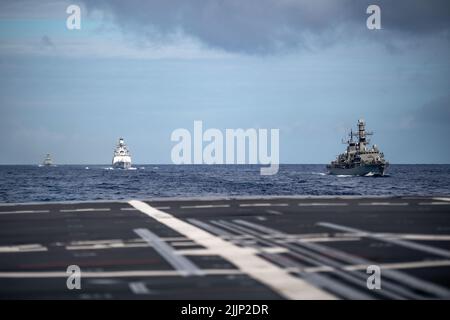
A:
417 95 450 125
80 0 450 54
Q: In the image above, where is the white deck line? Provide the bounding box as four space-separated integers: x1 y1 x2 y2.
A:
345 260 450 272
129 282 150 295
0 210 49 215
128 200 335 300
266 210 283 215
239 203 288 207
298 202 348 207
318 222 450 259
397 234 450 241
180 204 230 209
358 202 409 206
433 197 450 202
0 269 244 278
60 208 111 212
66 243 150 250
0 244 48 253
290 260 450 274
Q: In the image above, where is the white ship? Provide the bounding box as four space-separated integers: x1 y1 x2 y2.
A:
112 138 132 169
41 154 53 167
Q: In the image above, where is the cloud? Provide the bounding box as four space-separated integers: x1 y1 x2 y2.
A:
398 95 450 131
417 95 450 125
0 0 69 19
79 0 450 54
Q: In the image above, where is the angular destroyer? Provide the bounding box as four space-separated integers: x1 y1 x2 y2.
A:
327 119 388 176
112 137 132 169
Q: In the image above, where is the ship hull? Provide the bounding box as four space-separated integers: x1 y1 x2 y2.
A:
112 161 131 170
327 163 387 176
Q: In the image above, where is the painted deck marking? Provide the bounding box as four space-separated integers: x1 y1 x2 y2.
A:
239 203 288 207
129 200 335 300
134 228 203 276
181 204 230 209
318 222 450 259
60 208 111 212
0 244 48 253
298 203 348 207
0 269 243 278
129 282 150 294
0 210 49 215
358 202 408 206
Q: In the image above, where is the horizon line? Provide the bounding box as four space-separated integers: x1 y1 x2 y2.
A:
1 163 450 166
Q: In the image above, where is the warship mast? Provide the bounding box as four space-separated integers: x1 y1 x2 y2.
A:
356 119 373 152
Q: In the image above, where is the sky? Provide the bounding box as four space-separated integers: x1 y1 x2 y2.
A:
0 0 449 164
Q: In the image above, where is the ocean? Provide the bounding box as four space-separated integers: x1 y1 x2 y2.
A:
0 164 449 203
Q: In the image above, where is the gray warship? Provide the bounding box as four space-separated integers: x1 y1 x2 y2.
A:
327 119 388 176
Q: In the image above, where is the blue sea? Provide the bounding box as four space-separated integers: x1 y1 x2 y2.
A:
0 164 449 203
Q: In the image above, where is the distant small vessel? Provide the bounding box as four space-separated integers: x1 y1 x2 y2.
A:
327 119 388 176
42 154 53 167
112 138 132 169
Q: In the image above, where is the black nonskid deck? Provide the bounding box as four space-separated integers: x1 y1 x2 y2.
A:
0 196 449 299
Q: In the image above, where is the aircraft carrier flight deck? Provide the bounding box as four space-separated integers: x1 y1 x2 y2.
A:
0 196 449 300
